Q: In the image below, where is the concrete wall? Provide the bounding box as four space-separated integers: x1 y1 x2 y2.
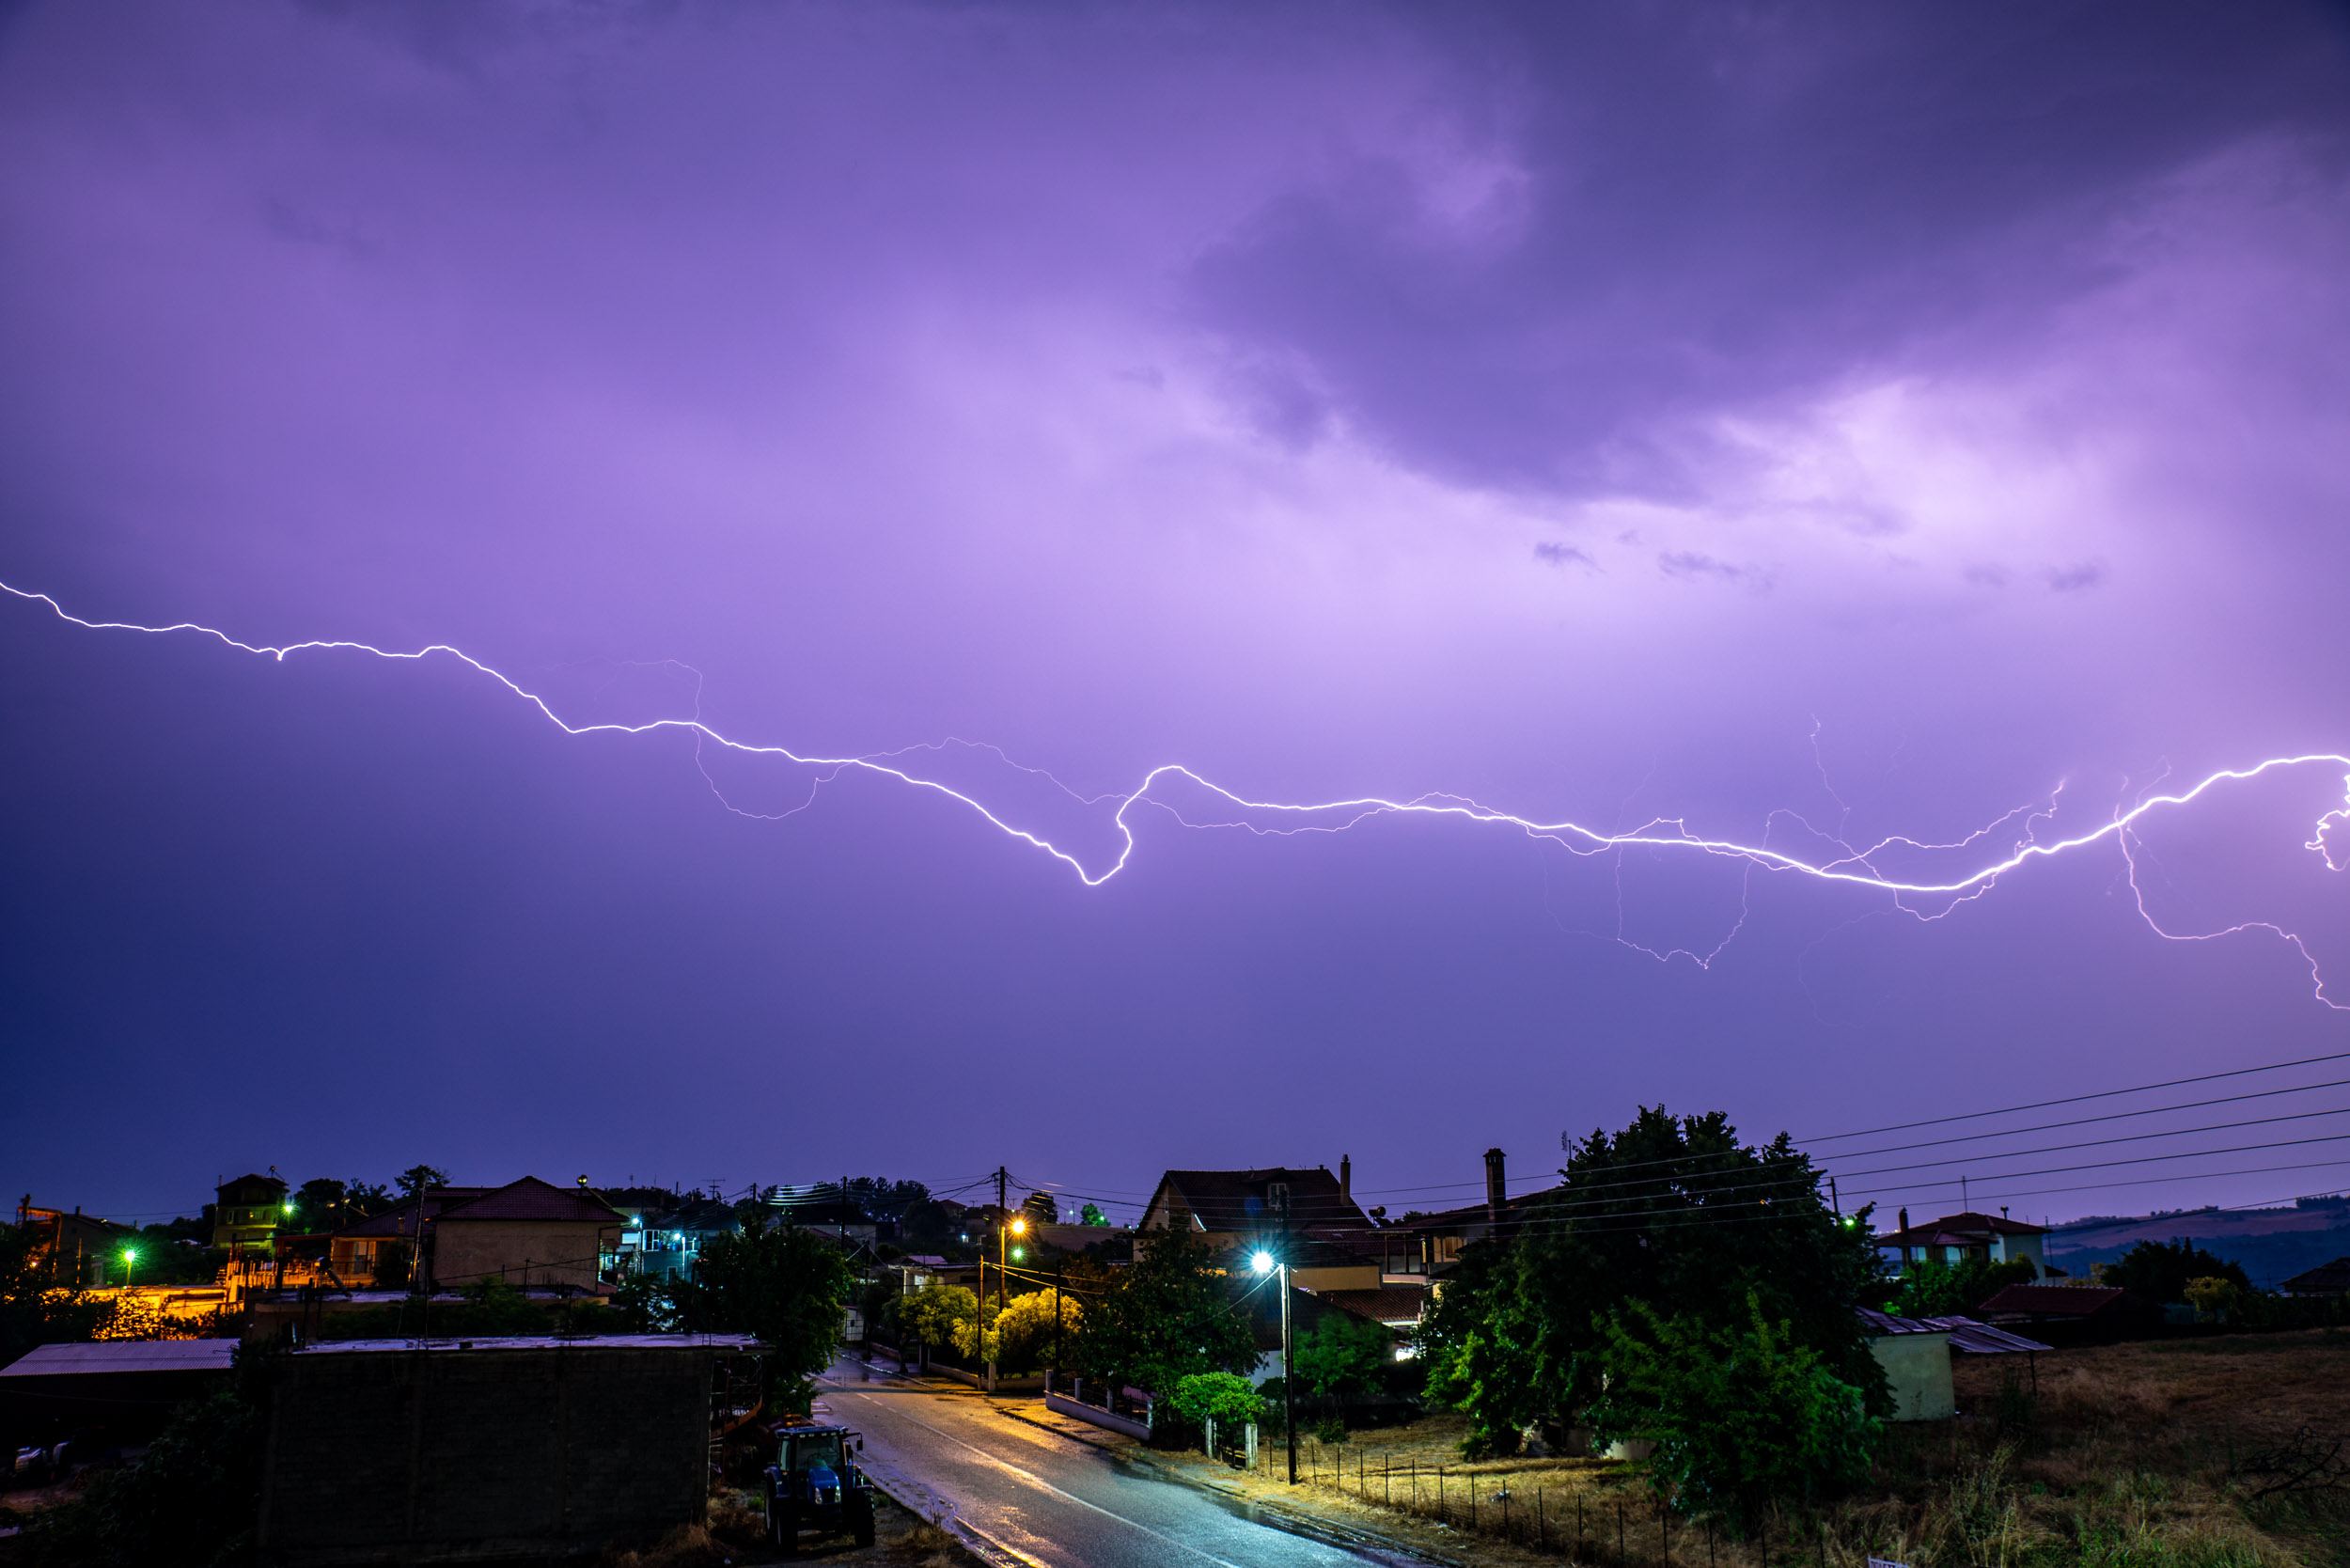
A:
258 1344 713 1564
430 1221 617 1292
1869 1332 1955 1422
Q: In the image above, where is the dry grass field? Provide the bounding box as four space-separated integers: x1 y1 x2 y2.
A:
1152 1328 2350 1566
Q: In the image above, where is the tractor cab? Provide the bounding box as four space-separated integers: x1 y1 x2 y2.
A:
763 1421 875 1553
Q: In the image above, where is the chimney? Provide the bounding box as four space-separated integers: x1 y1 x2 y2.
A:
1340 1154 1351 1206
1898 1206 1909 1235
1484 1148 1506 1233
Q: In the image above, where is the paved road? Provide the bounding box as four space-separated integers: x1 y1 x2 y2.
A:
813 1357 1423 1568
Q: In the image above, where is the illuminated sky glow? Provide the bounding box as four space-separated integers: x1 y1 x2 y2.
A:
3 2 2348 1223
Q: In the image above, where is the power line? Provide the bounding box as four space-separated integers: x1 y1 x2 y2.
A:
1801 1048 2350 1143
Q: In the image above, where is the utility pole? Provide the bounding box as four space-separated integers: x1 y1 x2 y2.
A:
1280 1259 1296 1483
995 1167 1010 1314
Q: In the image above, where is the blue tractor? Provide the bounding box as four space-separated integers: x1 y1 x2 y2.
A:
763 1421 876 1553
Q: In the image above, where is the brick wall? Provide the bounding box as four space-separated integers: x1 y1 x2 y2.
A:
258 1344 713 1564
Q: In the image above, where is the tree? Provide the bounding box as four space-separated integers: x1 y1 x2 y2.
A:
1417 1236 1540 1456
1022 1191 1060 1226
657 1215 857 1409
341 1182 393 1220
900 1282 979 1356
992 1288 1082 1374
1890 1256 2035 1317
1588 1294 1879 1532
2103 1239 2250 1305
1068 1229 1257 1393
1079 1203 1109 1227
1418 1106 1888 1460
1 1222 106 1369
2185 1276 2242 1323
1293 1311 1391 1409
395 1165 450 1202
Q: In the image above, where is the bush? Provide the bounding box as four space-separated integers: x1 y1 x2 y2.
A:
1168 1372 1264 1427
24 1364 269 1567
1588 1294 1879 1532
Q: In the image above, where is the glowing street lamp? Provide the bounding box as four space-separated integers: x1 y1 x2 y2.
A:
1252 1250 1298 1484
120 1246 138 1289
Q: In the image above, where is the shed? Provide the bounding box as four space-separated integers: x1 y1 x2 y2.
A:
0 1338 239 1446
1855 1309 2049 1422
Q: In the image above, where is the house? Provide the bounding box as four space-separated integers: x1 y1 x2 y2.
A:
1139 1160 1382 1291
326 1187 494 1285
325 1177 627 1294
12 1200 141 1287
1878 1208 2050 1277
213 1171 290 1256
2277 1256 2350 1297
429 1178 629 1292
1976 1282 2161 1344
1854 1307 2050 1422
622 1194 744 1278
1388 1148 1549 1281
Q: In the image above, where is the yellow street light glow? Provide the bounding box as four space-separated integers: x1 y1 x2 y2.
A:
1010 1216 1026 1234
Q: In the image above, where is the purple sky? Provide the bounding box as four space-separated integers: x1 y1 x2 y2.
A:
5 2 2350 1231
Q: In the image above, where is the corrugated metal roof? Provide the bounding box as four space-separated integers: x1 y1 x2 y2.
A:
0 1339 239 1377
1855 1307 2050 1354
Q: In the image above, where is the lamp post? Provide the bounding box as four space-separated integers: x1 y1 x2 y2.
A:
990 1214 1026 1390
120 1246 137 1290
1252 1250 1296 1483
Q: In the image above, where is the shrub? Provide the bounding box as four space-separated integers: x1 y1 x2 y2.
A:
1168 1372 1265 1427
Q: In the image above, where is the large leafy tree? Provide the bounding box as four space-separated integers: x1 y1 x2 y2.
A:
2102 1239 2250 1304
1 1222 106 1368
1068 1229 1256 1392
646 1210 857 1410
1421 1106 1888 1459
1292 1311 1392 1407
1588 1294 1880 1532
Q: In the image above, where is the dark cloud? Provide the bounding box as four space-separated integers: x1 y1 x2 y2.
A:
1533 540 1595 570
1187 2 2350 495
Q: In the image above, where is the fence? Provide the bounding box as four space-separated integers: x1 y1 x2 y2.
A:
1267 1435 1821 1568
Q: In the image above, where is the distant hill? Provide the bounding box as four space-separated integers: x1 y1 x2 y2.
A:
2044 1195 2350 1288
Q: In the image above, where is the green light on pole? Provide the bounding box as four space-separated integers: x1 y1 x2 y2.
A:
121 1246 137 1287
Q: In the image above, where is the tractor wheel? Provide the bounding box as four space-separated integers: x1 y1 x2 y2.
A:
772 1502 798 1556
850 1493 876 1547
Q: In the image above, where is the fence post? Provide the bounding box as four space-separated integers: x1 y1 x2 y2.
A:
1618 1496 1625 1560
1205 1416 1215 1459
1438 1467 1446 1524
1246 1421 1257 1469
1471 1472 1478 1531
1538 1487 1546 1550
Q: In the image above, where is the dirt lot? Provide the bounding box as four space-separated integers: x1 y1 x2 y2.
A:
1143 1329 2350 1566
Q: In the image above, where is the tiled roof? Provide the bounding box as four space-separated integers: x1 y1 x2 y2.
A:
1880 1210 2050 1246
1152 1168 1371 1231
2277 1255 2350 1295
1317 1287 1430 1326
1977 1283 2135 1317
332 1188 493 1238
436 1177 627 1225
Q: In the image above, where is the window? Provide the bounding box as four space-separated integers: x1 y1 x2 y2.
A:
1266 1184 1290 1215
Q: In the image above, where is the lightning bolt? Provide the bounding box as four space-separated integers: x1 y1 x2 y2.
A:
7 578 2346 1002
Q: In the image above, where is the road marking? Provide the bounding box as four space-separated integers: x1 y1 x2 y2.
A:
822 1376 1254 1568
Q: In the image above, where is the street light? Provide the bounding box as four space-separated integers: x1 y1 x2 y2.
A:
1252 1250 1297 1483
120 1246 137 1289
